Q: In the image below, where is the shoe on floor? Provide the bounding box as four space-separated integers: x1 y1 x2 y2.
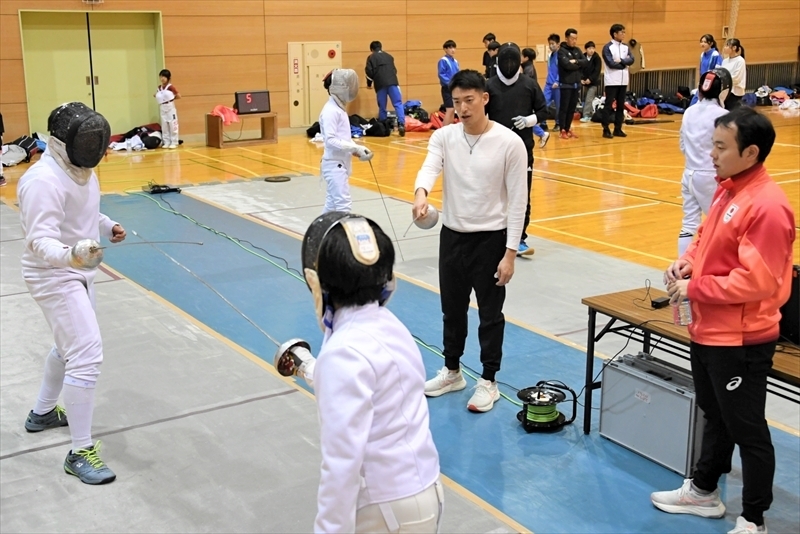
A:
650 479 725 518
425 367 467 397
613 130 627 138
467 378 500 412
552 125 561 132
169 144 179 149
580 116 591 123
728 516 767 534
0 176 6 187
398 124 406 137
538 131 550 148
25 406 69 432
64 441 116 485
567 130 578 139
559 130 570 140
602 129 613 139
517 241 535 256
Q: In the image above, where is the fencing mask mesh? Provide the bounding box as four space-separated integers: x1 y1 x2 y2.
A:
497 43 522 80
48 102 110 168
326 69 359 104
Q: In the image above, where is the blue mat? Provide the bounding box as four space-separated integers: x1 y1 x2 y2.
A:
100 192 800 534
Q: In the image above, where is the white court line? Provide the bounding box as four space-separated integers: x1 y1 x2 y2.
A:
775 143 800 148
555 153 613 161
531 202 661 223
535 168 659 194
777 179 800 185
541 158 679 184
772 170 800 176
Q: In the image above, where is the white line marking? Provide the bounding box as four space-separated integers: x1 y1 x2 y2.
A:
776 179 800 185
531 202 662 222
542 158 680 184
772 170 800 176
535 169 660 194
556 153 613 161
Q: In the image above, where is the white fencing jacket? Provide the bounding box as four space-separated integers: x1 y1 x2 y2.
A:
320 96 357 168
313 303 440 533
18 149 116 275
680 98 729 172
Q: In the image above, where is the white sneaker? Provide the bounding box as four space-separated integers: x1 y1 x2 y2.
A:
538 131 550 148
424 367 467 397
168 144 178 149
650 479 726 518
728 516 767 534
467 378 500 412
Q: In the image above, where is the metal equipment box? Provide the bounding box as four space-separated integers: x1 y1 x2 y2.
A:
600 353 705 476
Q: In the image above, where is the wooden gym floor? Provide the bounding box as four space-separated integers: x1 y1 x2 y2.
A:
1 109 798 269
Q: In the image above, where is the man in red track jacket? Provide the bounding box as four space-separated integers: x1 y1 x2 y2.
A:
651 107 796 534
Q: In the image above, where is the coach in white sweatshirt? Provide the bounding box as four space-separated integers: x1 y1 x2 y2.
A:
413 69 528 414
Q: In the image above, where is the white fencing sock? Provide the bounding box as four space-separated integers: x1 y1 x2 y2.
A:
33 348 66 415
678 233 694 258
63 383 96 450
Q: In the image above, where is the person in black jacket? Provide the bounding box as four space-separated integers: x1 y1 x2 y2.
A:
482 33 496 77
486 43 548 256
365 41 406 136
580 41 602 122
556 28 588 138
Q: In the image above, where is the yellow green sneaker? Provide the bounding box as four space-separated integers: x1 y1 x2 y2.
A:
64 441 116 485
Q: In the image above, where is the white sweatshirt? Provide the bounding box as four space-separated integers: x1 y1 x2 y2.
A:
18 149 117 274
320 96 357 166
414 122 528 250
314 303 440 534
723 56 746 96
680 98 729 172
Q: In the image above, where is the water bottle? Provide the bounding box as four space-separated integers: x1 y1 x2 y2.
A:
672 298 692 326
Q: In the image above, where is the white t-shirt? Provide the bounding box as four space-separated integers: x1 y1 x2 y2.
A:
414 122 528 250
722 56 746 96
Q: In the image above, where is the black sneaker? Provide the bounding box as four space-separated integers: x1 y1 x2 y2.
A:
613 130 627 138
553 125 561 133
398 124 405 137
602 129 613 139
25 406 69 432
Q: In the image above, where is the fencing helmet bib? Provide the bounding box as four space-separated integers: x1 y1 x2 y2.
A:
302 212 395 330
497 43 522 81
698 68 732 103
324 69 359 105
48 102 111 168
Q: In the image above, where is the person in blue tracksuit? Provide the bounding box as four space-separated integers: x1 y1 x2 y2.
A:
689 34 723 106
438 40 460 126
542 33 561 131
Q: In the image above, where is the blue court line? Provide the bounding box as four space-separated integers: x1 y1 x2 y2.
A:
99 193 800 534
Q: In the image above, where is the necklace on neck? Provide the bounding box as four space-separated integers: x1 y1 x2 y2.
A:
463 121 490 155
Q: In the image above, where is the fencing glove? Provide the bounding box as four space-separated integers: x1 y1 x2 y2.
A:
512 115 538 129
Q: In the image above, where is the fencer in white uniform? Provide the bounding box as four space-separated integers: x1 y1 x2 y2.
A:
155 68 180 149
18 102 125 485
319 69 373 213
275 212 443 533
677 69 730 256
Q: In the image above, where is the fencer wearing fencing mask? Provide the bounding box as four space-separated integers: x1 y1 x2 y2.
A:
319 70 373 213
277 211 442 534
496 43 522 86
47 102 111 185
325 68 360 108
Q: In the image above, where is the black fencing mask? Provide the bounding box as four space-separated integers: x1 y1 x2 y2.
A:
48 102 111 168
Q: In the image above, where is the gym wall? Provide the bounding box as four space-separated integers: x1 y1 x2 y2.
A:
1 0 797 139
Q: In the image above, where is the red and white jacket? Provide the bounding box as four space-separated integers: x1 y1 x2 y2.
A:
683 164 796 346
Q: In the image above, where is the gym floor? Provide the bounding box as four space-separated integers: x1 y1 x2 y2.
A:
1 110 798 533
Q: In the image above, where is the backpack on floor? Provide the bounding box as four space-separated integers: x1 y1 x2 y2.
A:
9 135 40 163
1 144 27 167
